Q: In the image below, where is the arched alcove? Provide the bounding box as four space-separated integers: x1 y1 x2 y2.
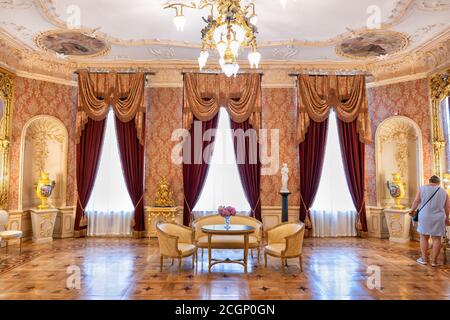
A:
18 115 68 211
375 116 423 208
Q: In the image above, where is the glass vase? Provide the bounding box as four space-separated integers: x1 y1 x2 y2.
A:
224 216 231 230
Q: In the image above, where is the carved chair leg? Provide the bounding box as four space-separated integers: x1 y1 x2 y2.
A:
257 248 261 263
264 252 268 267
251 249 254 259
192 254 195 269
160 255 164 272
178 257 182 271
299 255 303 272
19 237 22 254
281 258 285 272
285 259 288 267
202 248 204 257
171 258 174 266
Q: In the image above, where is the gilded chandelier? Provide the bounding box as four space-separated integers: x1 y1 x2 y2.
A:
164 0 261 77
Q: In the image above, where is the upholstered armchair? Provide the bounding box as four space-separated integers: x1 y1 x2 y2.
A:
0 210 23 254
264 222 305 272
156 222 196 272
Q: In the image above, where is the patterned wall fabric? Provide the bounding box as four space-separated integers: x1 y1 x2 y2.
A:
10 77 77 210
366 78 432 206
7 77 433 211
260 88 299 206
144 87 184 207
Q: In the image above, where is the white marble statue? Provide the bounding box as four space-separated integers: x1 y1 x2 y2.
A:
280 163 289 193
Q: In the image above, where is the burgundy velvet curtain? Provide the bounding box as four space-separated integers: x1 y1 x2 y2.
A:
230 119 261 221
182 115 219 225
299 119 329 225
74 118 106 233
115 116 145 232
337 119 368 233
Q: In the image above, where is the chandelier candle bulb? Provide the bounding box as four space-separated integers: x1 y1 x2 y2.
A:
173 14 186 31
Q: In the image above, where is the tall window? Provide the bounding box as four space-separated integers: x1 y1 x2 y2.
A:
311 111 357 237
86 110 134 236
194 108 251 216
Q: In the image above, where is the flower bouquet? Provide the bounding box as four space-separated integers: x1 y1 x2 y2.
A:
218 206 236 229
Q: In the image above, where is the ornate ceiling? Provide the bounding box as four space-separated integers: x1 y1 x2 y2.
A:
0 0 450 83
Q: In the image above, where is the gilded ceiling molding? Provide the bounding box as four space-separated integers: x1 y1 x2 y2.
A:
31 0 416 49
0 25 449 87
415 0 450 11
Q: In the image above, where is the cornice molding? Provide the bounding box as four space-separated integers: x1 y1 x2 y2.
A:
0 25 449 88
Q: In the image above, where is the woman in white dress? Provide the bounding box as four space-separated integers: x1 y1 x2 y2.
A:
409 176 450 267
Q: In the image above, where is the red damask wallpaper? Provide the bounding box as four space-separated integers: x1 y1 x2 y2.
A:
143 87 299 208
144 87 184 207
260 88 299 206
366 78 432 206
7 77 432 213
9 77 77 210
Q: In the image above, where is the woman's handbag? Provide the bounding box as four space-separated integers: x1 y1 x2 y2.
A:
413 187 440 222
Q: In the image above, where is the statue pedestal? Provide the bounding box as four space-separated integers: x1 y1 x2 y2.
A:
30 208 58 244
384 208 411 243
280 192 291 223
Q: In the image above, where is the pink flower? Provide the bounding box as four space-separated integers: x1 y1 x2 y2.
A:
218 206 236 217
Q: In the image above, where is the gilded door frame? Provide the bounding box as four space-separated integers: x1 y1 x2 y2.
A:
429 68 450 178
0 67 14 209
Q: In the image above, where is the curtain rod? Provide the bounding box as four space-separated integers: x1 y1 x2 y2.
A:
181 71 264 75
288 72 371 77
74 70 155 75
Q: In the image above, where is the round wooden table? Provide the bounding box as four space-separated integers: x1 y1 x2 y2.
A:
201 224 255 272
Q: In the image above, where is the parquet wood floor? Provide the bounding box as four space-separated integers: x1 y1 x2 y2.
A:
0 237 448 300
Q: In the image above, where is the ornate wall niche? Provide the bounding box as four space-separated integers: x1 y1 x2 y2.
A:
375 116 423 208
429 69 450 178
18 115 68 211
0 68 14 209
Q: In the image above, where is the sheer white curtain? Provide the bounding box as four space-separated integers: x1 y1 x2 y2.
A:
86 110 134 237
193 108 251 219
311 111 357 238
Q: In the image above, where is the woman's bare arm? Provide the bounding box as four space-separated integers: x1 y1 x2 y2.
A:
445 194 450 225
408 190 421 216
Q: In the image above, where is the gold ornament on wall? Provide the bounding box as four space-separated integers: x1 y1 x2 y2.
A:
0 67 14 209
154 177 175 207
429 69 450 178
378 121 417 177
26 118 64 210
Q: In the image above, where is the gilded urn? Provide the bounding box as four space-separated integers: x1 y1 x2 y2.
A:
35 172 55 210
386 173 406 210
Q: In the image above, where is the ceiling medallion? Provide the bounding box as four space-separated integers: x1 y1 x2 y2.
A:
335 30 409 60
164 0 261 77
35 30 110 58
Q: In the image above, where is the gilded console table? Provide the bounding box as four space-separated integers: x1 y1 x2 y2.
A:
145 207 180 238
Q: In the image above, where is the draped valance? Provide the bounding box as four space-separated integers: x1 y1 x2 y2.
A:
183 73 261 131
296 74 372 144
76 71 146 145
